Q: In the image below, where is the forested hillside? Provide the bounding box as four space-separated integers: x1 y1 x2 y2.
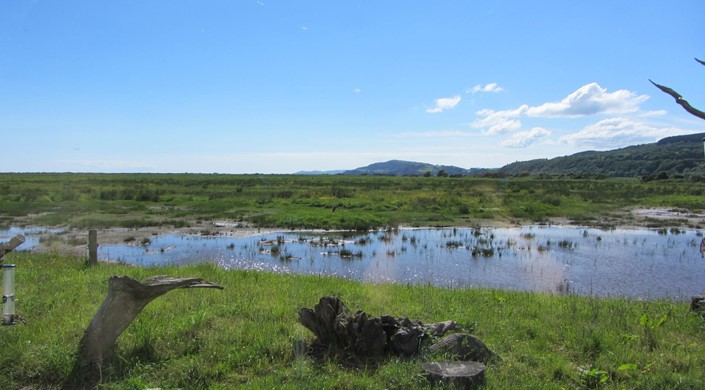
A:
343 160 470 176
331 133 705 179
495 132 705 178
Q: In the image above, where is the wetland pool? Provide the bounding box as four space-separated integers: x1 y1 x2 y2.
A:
4 225 704 300
94 226 705 300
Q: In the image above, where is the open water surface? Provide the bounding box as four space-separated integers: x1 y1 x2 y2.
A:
98 226 705 300
4 226 704 300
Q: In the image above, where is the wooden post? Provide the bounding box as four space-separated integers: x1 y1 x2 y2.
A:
88 230 97 266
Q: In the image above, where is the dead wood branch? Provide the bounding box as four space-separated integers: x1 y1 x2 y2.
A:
69 275 223 388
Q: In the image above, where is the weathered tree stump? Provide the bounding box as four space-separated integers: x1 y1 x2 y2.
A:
299 297 500 387
422 361 486 389
69 275 223 388
298 296 457 358
298 295 350 347
428 333 500 364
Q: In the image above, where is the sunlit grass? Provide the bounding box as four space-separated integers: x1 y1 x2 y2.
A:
1 252 703 389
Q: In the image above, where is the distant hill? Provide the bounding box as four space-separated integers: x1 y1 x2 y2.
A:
301 132 705 178
342 160 473 176
495 132 705 178
294 169 345 175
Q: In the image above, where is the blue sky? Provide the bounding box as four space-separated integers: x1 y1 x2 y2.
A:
2 1 704 173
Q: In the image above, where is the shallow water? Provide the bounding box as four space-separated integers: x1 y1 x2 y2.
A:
4 226 704 300
94 226 704 300
0 226 54 251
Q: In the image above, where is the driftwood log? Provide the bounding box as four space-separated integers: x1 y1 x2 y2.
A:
69 275 223 388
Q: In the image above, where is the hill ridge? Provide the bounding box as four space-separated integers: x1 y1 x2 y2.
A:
336 132 705 178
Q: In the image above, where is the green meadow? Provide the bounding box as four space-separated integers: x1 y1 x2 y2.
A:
1 253 703 389
2 173 705 230
1 173 705 389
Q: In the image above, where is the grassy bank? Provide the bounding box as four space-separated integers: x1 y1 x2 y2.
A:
1 252 703 389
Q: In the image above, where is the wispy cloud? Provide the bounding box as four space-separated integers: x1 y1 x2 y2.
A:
427 95 461 113
558 117 695 148
352 87 361 93
468 83 504 94
471 106 526 135
396 130 471 138
638 110 667 117
501 127 551 148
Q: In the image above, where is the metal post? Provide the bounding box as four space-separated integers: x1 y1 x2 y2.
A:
2 264 16 325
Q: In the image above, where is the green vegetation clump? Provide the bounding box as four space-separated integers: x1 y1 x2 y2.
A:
0 252 703 389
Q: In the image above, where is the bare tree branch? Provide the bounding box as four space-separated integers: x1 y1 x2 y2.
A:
649 78 705 121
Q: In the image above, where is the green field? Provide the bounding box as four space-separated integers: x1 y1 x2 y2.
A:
2 173 705 230
1 173 705 389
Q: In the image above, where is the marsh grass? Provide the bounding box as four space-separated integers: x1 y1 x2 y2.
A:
3 173 705 231
0 252 703 389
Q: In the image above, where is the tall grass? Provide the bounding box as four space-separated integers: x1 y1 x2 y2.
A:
0 252 703 389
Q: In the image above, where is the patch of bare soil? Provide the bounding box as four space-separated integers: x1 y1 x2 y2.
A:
31 220 281 257
627 208 705 229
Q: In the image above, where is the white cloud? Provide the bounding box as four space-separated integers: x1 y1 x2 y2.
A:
471 106 527 135
469 83 504 94
526 83 648 118
638 110 667 117
501 127 551 148
558 117 696 148
467 82 705 151
472 83 649 133
352 87 361 93
427 95 461 113
470 83 655 147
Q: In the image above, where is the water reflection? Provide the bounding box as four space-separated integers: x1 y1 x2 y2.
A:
0 226 58 250
2 226 702 299
89 226 705 300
